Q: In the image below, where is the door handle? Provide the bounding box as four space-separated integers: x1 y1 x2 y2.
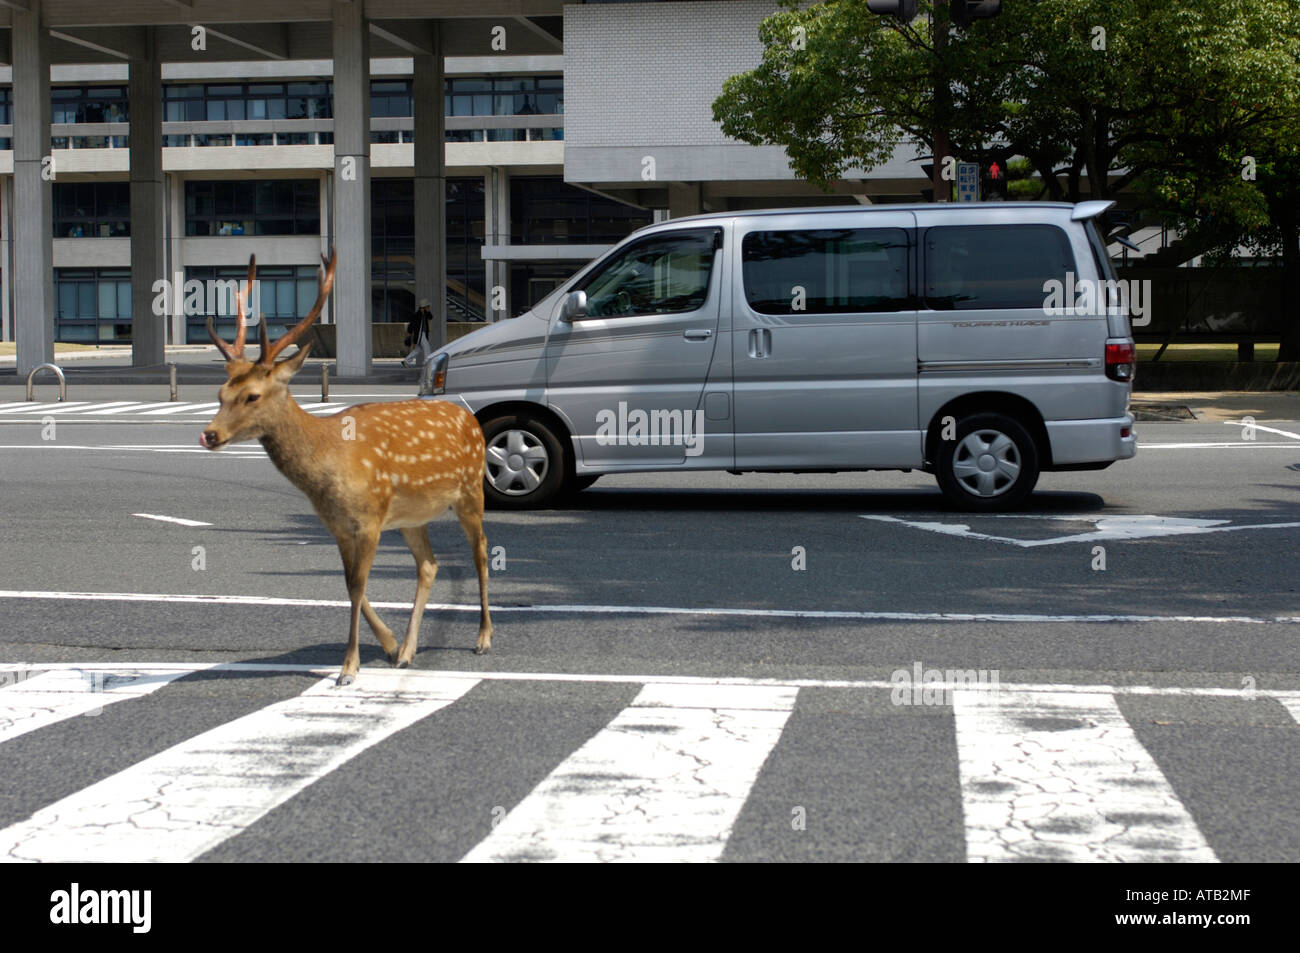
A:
747 328 771 358
684 329 713 341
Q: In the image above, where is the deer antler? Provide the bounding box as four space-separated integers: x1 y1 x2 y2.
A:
207 255 257 362
260 249 337 366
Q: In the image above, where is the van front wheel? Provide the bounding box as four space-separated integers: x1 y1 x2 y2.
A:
480 414 568 509
935 413 1039 511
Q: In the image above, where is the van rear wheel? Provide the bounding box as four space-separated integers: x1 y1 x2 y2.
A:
480 413 568 509
935 413 1039 511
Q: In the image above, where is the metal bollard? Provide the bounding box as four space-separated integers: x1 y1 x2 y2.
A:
26 363 67 402
169 362 178 401
321 364 329 403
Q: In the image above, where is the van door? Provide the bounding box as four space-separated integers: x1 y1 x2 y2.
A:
732 213 921 469
546 226 726 467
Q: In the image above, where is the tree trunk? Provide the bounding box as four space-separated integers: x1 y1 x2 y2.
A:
1279 213 1299 362
931 1 951 202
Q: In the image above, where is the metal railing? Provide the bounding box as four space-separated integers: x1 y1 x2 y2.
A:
26 363 67 402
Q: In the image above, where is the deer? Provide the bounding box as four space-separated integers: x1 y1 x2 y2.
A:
199 250 493 685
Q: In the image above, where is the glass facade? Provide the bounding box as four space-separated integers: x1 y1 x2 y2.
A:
2 75 564 149
54 268 132 342
184 180 321 236
54 182 131 238
183 264 327 345
371 177 488 325
510 177 651 244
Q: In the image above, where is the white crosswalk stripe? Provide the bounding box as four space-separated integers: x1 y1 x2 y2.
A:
0 666 210 745
0 400 373 418
952 689 1217 862
462 683 798 863
0 672 476 863
0 663 1292 863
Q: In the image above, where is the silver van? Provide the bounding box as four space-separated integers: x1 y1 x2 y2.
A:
423 201 1137 510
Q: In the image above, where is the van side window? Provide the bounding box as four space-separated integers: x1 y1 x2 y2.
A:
579 229 718 318
741 228 910 314
924 225 1074 310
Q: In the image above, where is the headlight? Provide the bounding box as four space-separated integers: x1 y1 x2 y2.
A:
421 352 449 396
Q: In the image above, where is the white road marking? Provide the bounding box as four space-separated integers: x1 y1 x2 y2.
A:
80 402 156 415
1275 693 1300 725
132 513 213 527
0 673 478 863
0 667 208 745
0 588 1296 625
0 445 265 456
136 402 221 415
1221 421 1300 441
952 689 1218 862
0 661 1291 701
0 402 93 415
863 513 1300 547
461 683 796 863
1140 442 1299 449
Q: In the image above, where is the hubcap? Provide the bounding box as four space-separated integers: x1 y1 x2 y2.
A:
952 429 1020 498
485 429 549 496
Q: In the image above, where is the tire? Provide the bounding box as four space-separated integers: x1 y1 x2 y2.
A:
480 413 569 509
934 412 1040 511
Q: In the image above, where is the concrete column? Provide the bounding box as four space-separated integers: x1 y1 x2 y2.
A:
413 27 446 348
668 182 703 219
12 2 54 375
129 32 165 363
485 167 510 322
332 0 372 377
318 172 332 323
166 172 185 344
2 176 11 342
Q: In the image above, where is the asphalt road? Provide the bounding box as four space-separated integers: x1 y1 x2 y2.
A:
0 388 1296 863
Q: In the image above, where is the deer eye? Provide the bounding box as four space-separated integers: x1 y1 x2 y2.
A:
246 394 260 404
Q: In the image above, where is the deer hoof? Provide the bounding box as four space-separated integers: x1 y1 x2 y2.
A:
474 645 492 656
395 658 410 669
336 673 356 687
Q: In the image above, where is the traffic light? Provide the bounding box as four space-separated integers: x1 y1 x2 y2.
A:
952 0 1003 27
983 160 1008 200
865 0 919 24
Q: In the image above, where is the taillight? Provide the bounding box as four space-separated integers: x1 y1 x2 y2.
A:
1106 341 1135 382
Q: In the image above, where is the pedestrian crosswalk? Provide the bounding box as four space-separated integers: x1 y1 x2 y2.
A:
0 400 370 419
0 663 1295 863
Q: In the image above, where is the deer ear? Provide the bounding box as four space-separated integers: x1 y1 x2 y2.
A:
273 342 311 380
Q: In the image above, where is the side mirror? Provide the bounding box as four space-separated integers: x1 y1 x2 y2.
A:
558 290 588 323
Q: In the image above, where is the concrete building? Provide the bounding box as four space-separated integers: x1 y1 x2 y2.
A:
0 1 935 378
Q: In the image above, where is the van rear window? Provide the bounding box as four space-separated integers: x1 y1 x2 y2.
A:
741 228 910 314
923 224 1074 310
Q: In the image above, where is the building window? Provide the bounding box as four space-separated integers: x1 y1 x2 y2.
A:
184 180 320 236
445 75 562 142
54 182 131 238
164 82 332 123
183 264 325 344
54 268 132 342
510 177 650 245
0 88 11 150
51 85 129 124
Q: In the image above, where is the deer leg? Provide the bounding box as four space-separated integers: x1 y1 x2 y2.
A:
337 529 380 686
395 525 439 668
454 500 494 655
360 597 399 663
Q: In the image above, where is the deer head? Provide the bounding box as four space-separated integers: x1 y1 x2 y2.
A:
200 249 336 450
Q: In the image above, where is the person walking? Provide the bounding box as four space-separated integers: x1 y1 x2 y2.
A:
403 299 434 367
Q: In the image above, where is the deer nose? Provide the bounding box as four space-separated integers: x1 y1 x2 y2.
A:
201 430 219 449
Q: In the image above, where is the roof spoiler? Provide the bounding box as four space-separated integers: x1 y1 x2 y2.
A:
1071 200 1115 221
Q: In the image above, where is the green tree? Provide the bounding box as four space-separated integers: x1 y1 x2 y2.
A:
713 0 1300 357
